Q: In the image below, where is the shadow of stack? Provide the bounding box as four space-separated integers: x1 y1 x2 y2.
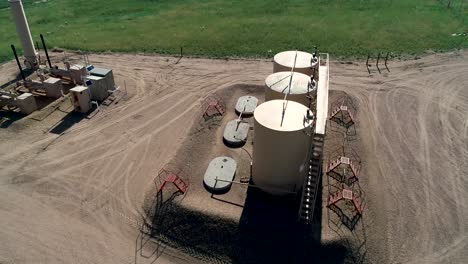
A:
49 111 86 134
0 110 25 128
34 96 59 110
0 70 33 89
143 185 349 264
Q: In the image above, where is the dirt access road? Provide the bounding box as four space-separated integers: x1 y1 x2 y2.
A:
0 50 467 263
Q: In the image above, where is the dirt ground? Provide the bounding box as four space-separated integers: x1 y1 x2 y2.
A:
0 50 467 264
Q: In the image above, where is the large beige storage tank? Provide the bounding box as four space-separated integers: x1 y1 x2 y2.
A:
273 51 318 77
252 100 313 195
265 71 316 107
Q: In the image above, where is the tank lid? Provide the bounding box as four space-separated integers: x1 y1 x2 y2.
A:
254 100 312 132
70 86 88 93
274 51 313 69
265 71 311 95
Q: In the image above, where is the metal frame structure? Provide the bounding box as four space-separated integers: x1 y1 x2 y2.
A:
155 163 189 194
328 95 357 137
366 52 390 74
326 155 361 186
329 105 355 128
326 187 365 231
325 92 366 231
201 94 225 121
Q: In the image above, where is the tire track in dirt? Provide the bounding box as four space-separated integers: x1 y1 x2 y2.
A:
337 52 468 263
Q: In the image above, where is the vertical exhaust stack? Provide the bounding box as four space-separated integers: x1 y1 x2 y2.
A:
9 0 38 69
11 44 26 81
40 34 52 68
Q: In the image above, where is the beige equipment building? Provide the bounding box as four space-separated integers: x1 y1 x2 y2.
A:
70 86 91 113
85 67 116 101
0 91 37 114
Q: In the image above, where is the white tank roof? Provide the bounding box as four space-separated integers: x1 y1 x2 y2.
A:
265 71 311 95
254 100 312 132
274 51 313 69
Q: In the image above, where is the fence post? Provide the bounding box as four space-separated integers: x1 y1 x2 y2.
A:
366 54 370 74
376 52 381 74
384 52 390 72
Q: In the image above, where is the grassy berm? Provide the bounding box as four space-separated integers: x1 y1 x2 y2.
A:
0 0 466 62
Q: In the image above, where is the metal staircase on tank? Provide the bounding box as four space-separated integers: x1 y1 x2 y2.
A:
298 134 325 224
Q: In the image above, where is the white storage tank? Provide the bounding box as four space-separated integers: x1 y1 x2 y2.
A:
252 100 313 195
273 51 318 77
265 71 316 107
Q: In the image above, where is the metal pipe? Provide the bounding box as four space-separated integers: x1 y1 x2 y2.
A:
366 54 370 74
384 52 390 72
214 178 297 194
280 50 298 127
40 34 52 68
9 0 37 69
11 44 25 81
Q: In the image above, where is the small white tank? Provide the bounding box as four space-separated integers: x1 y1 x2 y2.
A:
265 71 316 107
273 51 318 77
252 100 313 195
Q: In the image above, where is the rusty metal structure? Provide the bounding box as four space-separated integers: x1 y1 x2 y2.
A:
325 144 361 186
155 163 189 194
201 94 225 121
326 187 364 230
325 94 365 231
328 95 357 137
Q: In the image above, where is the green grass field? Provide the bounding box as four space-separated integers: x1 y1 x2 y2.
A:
0 0 466 62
